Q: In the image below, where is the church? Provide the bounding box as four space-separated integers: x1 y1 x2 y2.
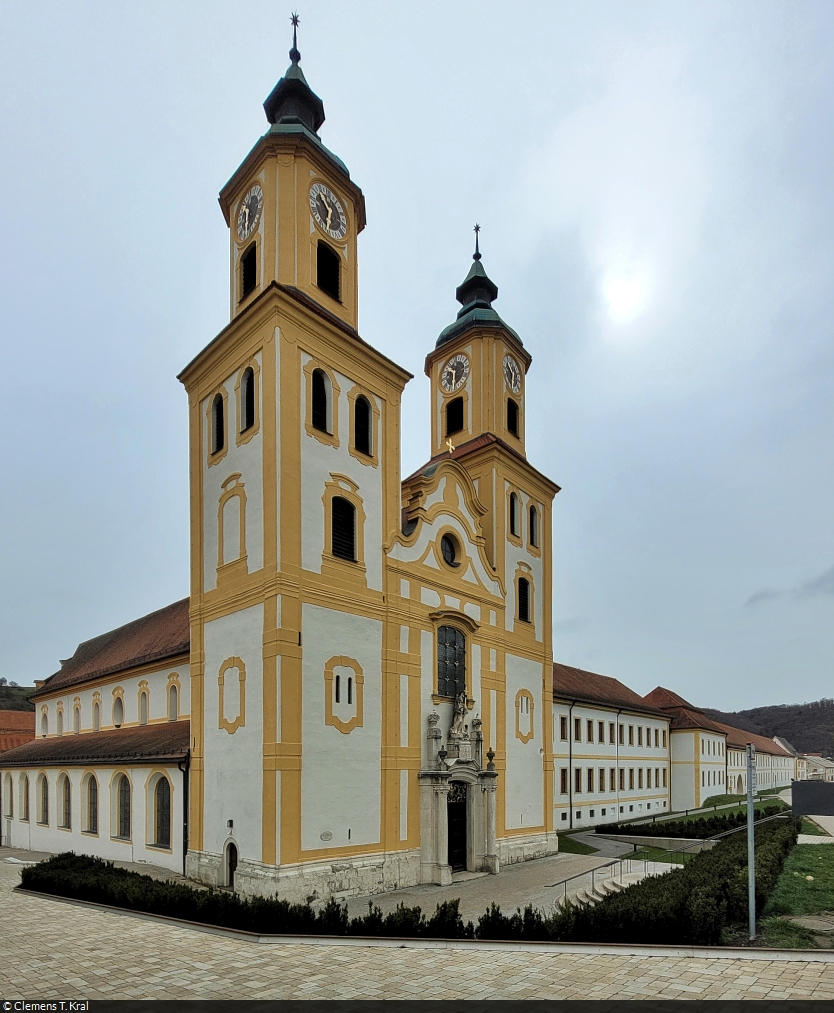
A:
0 33 561 900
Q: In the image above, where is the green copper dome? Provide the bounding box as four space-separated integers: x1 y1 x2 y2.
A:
436 251 522 349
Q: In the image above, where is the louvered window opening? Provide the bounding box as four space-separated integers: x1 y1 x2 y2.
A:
354 396 371 455
437 625 466 698
118 775 131 839
518 577 530 622
446 397 463 436
242 368 255 431
155 778 171 849
332 497 356 561
312 369 328 432
88 778 98 834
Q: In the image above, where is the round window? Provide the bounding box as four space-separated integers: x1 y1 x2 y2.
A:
440 534 459 567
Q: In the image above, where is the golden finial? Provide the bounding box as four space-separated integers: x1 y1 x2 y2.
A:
445 438 455 454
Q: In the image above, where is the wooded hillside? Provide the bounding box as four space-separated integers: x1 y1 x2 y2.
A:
0 686 35 711
703 699 834 757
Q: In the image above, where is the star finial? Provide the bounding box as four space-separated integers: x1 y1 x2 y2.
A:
290 11 301 63
473 223 481 261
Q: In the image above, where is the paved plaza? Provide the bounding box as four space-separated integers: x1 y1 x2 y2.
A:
2 855 834 1000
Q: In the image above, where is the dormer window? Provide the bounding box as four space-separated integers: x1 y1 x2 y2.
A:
317 241 340 301
241 243 257 299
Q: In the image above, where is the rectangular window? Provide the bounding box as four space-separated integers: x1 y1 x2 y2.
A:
629 725 634 746
560 768 568 794
587 719 594 743
598 720 605 743
629 768 635 790
618 723 624 745
656 767 660 787
701 740 704 754
574 717 581 742
654 728 659 748
646 726 651 747
560 716 568 741
575 768 582 793
587 768 594 792
599 767 606 792
637 727 643 747
647 768 652 789
662 729 667 748
702 771 705 786
638 768 643 789
436 626 466 698
610 768 616 792
609 722 615 744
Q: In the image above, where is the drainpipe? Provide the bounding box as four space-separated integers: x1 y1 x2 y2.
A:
568 702 574 830
178 751 190 878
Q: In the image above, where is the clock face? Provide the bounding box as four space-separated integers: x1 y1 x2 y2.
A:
309 182 347 241
236 185 263 241
503 355 522 394
441 353 470 393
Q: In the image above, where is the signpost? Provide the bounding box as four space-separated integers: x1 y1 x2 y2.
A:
747 742 756 941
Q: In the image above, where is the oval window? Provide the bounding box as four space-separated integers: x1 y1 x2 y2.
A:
440 534 459 567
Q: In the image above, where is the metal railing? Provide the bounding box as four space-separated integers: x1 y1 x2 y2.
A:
548 810 794 909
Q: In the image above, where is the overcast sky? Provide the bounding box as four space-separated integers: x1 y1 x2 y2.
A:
1 1 832 709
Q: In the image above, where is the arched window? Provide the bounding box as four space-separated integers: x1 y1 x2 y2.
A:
241 367 255 431
117 775 131 839
73 706 80 733
529 505 538 547
509 492 519 536
56 710 63 736
446 396 463 436
317 240 340 301
332 497 356 561
168 684 178 722
92 702 100 732
139 691 148 725
518 577 531 623
3 773 12 818
38 775 48 825
19 774 29 822
154 778 171 849
241 242 257 298
87 776 98 834
437 625 466 698
354 395 371 455
507 398 519 436
40 713 47 737
311 368 330 433
211 393 225 455
58 773 71 829
113 697 124 729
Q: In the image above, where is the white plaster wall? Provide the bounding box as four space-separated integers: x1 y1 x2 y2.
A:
2 764 184 873
35 665 190 738
202 604 264 862
503 654 543 830
299 354 383 591
201 351 265 593
300 604 382 851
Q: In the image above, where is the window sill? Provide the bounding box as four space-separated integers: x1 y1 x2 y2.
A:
81 830 99 837
147 843 173 853
111 836 132 844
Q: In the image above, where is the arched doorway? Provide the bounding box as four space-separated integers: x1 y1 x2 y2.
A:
737 775 744 795
226 841 238 890
447 781 467 871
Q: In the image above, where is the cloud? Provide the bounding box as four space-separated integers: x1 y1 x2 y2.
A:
797 565 834 601
744 589 783 608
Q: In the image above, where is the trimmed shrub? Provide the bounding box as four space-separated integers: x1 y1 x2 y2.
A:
596 804 784 840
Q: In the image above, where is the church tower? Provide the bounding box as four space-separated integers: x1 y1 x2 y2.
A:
179 22 412 895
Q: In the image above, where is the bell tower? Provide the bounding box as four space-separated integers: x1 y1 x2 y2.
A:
425 229 531 460
217 16 365 329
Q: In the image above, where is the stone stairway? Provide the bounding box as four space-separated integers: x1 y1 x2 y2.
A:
564 862 678 909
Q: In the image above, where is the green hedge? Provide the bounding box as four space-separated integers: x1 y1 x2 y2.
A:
21 820 799 946
596 804 784 840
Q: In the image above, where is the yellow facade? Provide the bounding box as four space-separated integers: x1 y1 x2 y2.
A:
178 44 559 898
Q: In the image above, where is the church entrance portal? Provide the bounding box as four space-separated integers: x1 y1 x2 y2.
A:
447 781 467 871
226 841 238 889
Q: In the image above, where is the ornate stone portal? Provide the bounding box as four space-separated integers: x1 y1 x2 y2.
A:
418 710 499 885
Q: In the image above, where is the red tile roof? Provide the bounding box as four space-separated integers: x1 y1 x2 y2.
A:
713 720 791 757
553 663 668 716
0 711 35 733
33 598 190 699
0 721 190 768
